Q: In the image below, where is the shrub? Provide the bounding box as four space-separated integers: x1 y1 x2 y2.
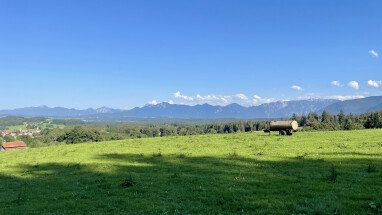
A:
58 126 103 144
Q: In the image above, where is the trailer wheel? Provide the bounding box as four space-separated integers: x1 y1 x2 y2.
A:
279 130 287 136
286 130 293 136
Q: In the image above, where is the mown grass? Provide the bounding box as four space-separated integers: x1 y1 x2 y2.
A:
0 130 381 214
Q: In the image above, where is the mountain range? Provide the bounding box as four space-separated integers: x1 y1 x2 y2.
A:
0 106 121 118
1 96 382 120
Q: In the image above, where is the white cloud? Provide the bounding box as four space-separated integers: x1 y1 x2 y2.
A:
172 91 273 106
174 91 232 105
296 93 322 100
369 50 379 58
290 85 303 91
330 81 342 87
296 92 366 101
347 81 359 90
367 80 382 88
326 95 365 101
252 95 274 105
196 93 273 106
148 100 158 105
174 91 194 101
167 90 367 107
196 94 230 104
234 93 248 100
168 100 174 104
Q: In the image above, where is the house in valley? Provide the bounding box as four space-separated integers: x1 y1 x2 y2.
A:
1 141 28 151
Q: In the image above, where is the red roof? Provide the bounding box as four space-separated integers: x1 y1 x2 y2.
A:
2 141 27 149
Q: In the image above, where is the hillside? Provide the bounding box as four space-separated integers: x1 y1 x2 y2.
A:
0 131 381 214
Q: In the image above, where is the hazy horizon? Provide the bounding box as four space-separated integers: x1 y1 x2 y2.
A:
0 96 372 111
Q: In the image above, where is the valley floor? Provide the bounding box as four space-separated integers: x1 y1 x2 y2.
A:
0 130 381 214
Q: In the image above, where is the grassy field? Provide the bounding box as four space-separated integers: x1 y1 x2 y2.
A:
0 130 381 214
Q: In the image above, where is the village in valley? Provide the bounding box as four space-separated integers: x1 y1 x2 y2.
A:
0 127 40 151
0 118 59 151
1 128 41 137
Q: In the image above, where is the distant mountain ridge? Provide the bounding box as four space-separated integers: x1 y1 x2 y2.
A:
1 96 382 119
105 99 338 119
0 106 122 117
320 96 382 114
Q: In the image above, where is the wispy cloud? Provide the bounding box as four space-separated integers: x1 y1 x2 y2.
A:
326 95 365 101
252 95 274 105
347 81 359 90
367 80 382 88
196 94 230 104
290 85 303 91
298 93 365 101
152 90 365 107
174 91 194 101
330 81 342 87
148 100 158 105
234 93 248 100
171 91 273 106
369 50 379 58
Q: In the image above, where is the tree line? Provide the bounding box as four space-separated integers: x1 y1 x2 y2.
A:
291 110 382 131
2 121 268 147
2 109 382 147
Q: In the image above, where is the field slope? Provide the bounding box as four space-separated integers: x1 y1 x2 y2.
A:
1 130 381 214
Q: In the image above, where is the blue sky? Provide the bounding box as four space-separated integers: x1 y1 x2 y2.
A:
0 0 381 109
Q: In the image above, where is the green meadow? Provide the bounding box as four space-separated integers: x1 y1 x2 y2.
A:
0 130 381 214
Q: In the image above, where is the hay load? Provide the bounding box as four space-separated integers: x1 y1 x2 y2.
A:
264 120 298 136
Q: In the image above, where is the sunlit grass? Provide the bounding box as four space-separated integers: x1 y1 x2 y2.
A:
0 130 381 214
